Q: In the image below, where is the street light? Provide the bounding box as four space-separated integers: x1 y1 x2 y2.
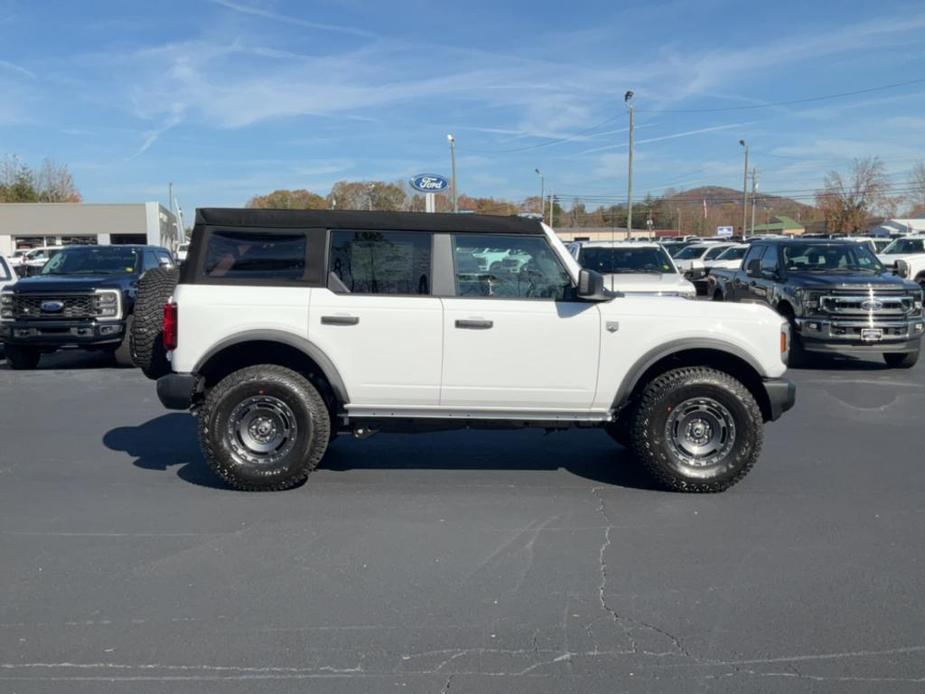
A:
625 91 635 236
739 139 749 237
534 168 545 224
447 133 458 213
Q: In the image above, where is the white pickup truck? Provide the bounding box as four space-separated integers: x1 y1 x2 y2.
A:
133 210 795 493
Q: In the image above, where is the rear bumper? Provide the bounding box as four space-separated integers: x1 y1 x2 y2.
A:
762 378 796 421
0 319 124 347
157 373 198 410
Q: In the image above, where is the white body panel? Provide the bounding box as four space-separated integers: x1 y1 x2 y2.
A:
309 289 443 407
0 254 15 291
603 272 695 296
440 297 600 409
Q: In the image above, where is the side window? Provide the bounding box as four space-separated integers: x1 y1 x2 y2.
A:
328 231 432 295
142 251 159 272
704 246 725 260
742 245 765 270
156 251 174 267
204 230 307 280
760 245 779 275
452 234 572 299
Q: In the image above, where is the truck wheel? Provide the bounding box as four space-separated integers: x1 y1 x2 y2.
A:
630 367 763 493
604 415 631 447
883 352 919 368
712 289 723 301
112 317 135 367
5 345 41 370
131 267 179 380
198 365 331 491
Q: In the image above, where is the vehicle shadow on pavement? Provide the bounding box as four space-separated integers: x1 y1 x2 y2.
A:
102 413 227 490
789 354 892 371
103 415 661 491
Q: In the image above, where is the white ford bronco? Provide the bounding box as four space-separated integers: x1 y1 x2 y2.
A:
136 209 795 493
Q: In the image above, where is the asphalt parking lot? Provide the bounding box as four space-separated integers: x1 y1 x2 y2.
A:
2 350 924 693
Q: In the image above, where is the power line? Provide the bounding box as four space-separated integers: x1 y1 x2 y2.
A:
634 77 925 114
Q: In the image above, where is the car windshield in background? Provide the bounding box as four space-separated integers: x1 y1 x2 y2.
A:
882 238 925 254
673 245 711 260
781 243 884 273
41 247 141 275
579 247 675 274
717 246 747 260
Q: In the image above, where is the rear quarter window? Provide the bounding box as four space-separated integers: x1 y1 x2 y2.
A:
204 230 307 280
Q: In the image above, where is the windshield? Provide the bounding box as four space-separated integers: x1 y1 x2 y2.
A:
41 247 141 275
716 246 747 260
781 243 884 273
674 245 711 260
578 246 676 274
881 238 925 255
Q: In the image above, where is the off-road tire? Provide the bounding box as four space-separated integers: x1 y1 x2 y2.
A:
5 345 41 370
112 316 135 367
883 351 919 369
712 289 724 301
131 267 179 379
199 365 331 491
630 367 763 493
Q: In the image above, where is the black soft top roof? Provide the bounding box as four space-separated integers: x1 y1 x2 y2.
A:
196 208 543 235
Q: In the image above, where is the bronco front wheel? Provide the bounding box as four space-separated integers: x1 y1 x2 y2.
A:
199 365 331 491
630 367 763 493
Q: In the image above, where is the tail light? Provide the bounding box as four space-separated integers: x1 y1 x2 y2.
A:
163 302 178 351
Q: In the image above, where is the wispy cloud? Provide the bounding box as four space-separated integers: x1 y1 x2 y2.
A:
209 0 377 38
577 122 750 156
0 59 35 79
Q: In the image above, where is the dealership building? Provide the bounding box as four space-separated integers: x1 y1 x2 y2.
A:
0 202 179 257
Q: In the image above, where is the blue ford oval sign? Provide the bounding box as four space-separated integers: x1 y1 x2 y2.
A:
410 174 450 193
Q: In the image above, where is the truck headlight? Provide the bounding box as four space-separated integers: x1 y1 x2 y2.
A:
93 290 121 319
796 289 823 311
0 293 12 321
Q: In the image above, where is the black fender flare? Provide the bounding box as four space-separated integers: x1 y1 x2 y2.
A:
193 329 350 405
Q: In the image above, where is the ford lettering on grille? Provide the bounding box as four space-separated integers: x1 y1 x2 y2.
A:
41 300 65 313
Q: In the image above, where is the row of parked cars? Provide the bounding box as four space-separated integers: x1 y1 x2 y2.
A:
567 233 925 368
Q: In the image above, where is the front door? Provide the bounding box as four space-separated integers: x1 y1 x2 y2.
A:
440 233 600 411
309 230 443 407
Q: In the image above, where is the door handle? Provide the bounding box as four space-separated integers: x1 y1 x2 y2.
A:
321 315 359 326
455 319 493 330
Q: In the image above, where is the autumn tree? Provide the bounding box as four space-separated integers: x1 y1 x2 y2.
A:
815 157 890 233
0 156 81 203
327 180 406 211
909 161 925 216
36 159 81 202
247 189 327 209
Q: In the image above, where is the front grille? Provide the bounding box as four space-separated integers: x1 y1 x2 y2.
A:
820 290 915 317
12 294 95 320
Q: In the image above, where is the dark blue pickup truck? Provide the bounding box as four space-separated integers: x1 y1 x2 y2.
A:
0 245 175 369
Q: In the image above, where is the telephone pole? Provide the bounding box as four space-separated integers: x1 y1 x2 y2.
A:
534 168 544 223
750 168 759 235
625 91 635 235
739 139 749 236
447 134 458 213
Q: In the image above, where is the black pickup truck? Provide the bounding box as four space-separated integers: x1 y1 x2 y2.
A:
710 238 925 368
0 245 175 369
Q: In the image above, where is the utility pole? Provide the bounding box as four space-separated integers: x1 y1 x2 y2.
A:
750 168 759 235
739 139 749 237
625 91 635 235
534 168 544 223
447 134 458 213
548 194 555 227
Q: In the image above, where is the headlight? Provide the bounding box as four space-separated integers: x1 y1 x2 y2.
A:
796 289 823 311
93 290 121 319
0 293 12 321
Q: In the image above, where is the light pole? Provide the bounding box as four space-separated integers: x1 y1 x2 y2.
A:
625 90 635 236
534 168 545 223
447 133 458 213
739 139 749 237
750 168 759 235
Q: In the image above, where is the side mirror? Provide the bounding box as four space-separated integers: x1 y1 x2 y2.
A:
577 268 612 301
746 259 762 278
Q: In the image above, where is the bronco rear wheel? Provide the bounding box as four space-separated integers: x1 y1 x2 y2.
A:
630 367 763 493
131 266 179 379
198 365 331 491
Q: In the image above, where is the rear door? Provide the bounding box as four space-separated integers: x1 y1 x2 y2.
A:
309 230 443 408
440 233 600 411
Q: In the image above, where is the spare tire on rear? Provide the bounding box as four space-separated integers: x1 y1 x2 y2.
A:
131 266 179 380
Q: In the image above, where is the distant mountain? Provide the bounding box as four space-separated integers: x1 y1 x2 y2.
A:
666 186 816 221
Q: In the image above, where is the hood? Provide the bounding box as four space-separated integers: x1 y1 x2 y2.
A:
603 272 694 294
784 271 919 291
7 274 136 293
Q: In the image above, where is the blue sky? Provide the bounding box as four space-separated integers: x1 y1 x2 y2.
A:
1 0 924 214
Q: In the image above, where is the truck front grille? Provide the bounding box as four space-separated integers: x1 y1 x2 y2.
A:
820 290 915 317
12 294 95 320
